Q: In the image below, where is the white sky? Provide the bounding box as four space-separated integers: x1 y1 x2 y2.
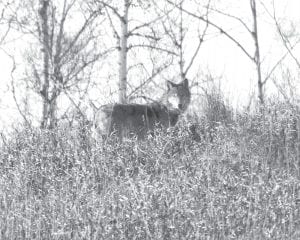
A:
0 0 300 129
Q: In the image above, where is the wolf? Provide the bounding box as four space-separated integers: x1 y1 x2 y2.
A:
94 79 191 140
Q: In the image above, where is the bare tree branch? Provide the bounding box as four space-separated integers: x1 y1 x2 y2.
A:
128 62 171 98
128 44 178 56
275 22 300 69
128 10 170 36
8 54 31 126
104 5 120 40
97 1 122 20
207 5 253 34
184 1 210 76
166 0 254 61
263 39 300 85
61 11 97 61
261 0 300 69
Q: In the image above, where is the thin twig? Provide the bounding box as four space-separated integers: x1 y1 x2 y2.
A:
166 0 254 61
8 54 31 127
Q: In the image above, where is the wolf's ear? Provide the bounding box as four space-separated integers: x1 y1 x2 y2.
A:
182 79 189 88
167 80 176 90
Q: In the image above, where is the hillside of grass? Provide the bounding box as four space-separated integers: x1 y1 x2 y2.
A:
0 104 299 239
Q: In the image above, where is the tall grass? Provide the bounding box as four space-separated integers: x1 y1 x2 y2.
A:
0 103 299 239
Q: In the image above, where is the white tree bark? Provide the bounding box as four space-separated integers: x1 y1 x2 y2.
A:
118 0 129 103
39 0 51 128
250 0 264 105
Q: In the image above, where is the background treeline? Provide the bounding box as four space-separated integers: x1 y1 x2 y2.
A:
0 0 299 128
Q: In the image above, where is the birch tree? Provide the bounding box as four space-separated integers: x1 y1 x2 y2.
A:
93 0 172 103
263 1 300 104
9 0 105 128
271 3 300 70
154 0 210 82
166 0 273 105
250 0 263 104
118 0 129 103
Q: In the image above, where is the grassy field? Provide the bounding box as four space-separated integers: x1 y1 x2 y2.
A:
0 107 299 239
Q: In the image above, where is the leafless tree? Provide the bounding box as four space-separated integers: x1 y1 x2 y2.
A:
155 0 210 82
166 0 286 105
261 0 300 105
8 0 107 128
250 0 264 104
0 1 12 45
270 2 300 70
93 0 175 104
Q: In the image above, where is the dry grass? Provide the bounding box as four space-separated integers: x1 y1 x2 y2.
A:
0 105 299 239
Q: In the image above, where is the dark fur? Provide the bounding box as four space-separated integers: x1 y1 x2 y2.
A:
102 103 180 139
95 79 191 140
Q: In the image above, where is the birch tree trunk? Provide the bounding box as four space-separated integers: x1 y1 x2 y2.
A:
118 0 129 103
250 0 264 105
178 1 185 81
39 0 51 128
